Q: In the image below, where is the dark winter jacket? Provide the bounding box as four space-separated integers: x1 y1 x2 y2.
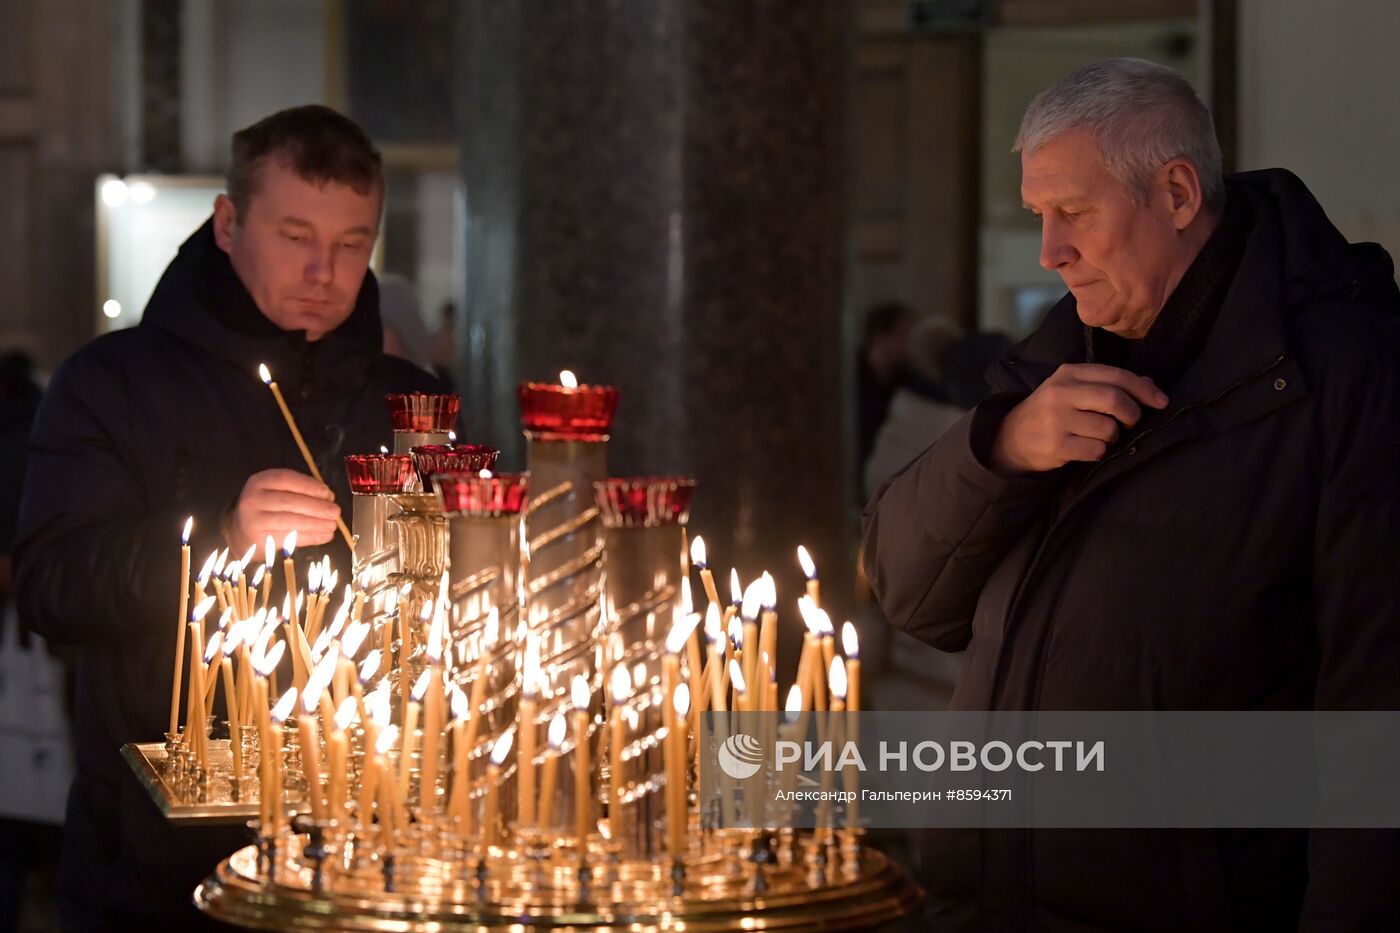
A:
13 219 444 930
863 169 1400 932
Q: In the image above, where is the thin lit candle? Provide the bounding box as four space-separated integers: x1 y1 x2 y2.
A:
258 363 353 548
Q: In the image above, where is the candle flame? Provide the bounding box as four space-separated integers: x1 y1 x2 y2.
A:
741 579 764 621
190 595 216 623
358 649 382 684
324 568 338 593
341 620 370 658
368 683 391 726
680 576 692 615
559 369 578 388
181 516 193 545
203 631 223 664
728 659 747 696
238 543 256 569
328 603 350 643
282 529 297 556
571 674 590 711
334 696 359 732
213 548 229 575
265 535 275 569
522 636 541 697
196 550 218 583
307 562 322 593
842 621 859 659
673 682 690 717
797 545 816 580
548 713 567 749
448 430 457 444
375 724 399 756
303 652 338 713
665 612 701 655
490 729 514 766
311 628 332 662
761 571 777 612
610 665 631 704
727 615 743 649
479 468 492 479
221 623 241 656
689 535 707 569
729 568 742 605
703 602 722 643
797 596 822 636
785 685 804 717
829 657 848 701
450 685 470 721
250 564 266 588
483 607 500 647
215 607 233 632
258 363 272 384
257 641 285 678
411 668 432 702
272 687 298 723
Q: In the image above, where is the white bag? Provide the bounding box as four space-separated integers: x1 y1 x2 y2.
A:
0 603 74 824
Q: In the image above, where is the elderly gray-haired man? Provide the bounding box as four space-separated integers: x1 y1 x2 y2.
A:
863 58 1400 931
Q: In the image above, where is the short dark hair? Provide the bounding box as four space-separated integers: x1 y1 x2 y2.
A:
226 104 383 216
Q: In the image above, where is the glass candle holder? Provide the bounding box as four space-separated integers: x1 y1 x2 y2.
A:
387 393 461 453
517 381 620 441
410 445 500 486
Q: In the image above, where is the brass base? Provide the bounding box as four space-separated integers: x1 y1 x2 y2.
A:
195 837 922 931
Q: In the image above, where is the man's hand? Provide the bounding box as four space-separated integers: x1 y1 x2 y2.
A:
991 363 1169 473
224 469 341 555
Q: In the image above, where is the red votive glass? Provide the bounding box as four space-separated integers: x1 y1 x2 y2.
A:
386 393 461 433
434 472 530 517
517 381 620 441
344 454 416 495
410 444 500 484
593 477 696 528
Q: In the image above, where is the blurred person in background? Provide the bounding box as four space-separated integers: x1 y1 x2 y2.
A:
855 301 914 499
429 300 456 389
379 272 433 371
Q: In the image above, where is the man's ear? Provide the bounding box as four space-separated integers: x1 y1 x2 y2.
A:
1162 159 1205 231
212 194 238 253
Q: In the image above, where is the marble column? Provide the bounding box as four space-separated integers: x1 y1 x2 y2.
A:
457 1 849 630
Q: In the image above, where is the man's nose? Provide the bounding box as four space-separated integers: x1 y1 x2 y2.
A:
1039 216 1077 272
305 246 335 286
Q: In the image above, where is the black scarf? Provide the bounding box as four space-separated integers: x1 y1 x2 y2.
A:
1085 196 1252 391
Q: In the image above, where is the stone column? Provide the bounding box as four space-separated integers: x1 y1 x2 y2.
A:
457 1 849 627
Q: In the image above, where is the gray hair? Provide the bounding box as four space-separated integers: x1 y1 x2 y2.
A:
1014 58 1224 212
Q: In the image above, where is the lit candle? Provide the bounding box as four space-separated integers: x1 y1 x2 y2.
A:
448 688 472 825
667 683 691 859
220 628 243 786
484 730 514 847
569 675 592 845
690 536 721 607
169 517 193 736
258 363 352 548
798 545 820 609
739 582 762 712
399 668 430 809
265 687 297 834
374 725 401 849
538 712 566 829
842 622 861 713
704 604 726 713
420 605 446 815
461 609 498 790
608 665 630 832
758 572 778 693
298 651 337 821
516 636 541 829
358 684 390 828
261 536 275 611
186 621 207 769
328 697 357 825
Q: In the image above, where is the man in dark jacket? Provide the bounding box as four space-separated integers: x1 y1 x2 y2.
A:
863 59 1400 931
14 105 445 930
